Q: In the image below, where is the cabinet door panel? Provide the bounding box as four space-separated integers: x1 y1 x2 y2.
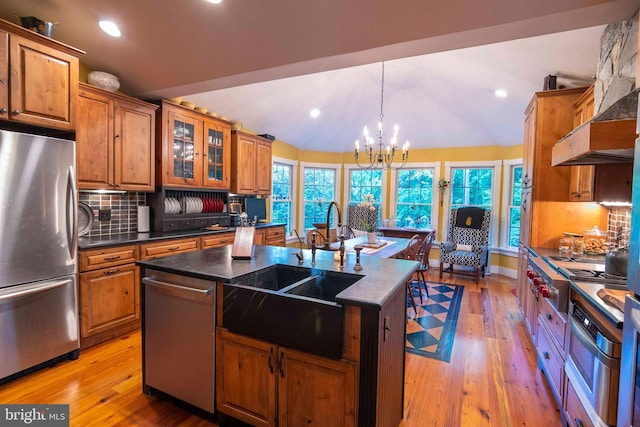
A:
77 89 113 189
256 140 272 194
80 264 139 338
9 34 78 130
203 120 230 188
216 330 276 427
115 101 155 191
0 30 8 120
278 348 356 427
163 110 202 186
236 136 257 193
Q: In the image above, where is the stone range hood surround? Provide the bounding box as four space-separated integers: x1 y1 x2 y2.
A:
552 11 638 167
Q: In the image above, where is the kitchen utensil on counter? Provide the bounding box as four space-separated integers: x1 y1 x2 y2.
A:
78 202 94 236
559 232 573 252
137 206 150 233
605 247 629 277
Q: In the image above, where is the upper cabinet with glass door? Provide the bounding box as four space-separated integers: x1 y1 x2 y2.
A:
157 101 231 189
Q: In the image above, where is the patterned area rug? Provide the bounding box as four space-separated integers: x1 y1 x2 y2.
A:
406 282 464 363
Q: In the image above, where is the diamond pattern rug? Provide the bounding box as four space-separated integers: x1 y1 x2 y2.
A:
406 282 464 363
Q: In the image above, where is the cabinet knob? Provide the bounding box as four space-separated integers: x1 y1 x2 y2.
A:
546 313 552 321
12 110 20 115
0 107 6 114
543 351 550 360
268 348 274 373
575 419 585 427
115 134 120 138
279 351 285 377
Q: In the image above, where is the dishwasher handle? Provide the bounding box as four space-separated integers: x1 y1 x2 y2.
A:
142 277 214 303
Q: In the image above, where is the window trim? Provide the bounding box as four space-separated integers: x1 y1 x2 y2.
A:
342 163 388 222
272 156 298 242
500 158 523 250
299 161 342 233
443 160 502 247
389 162 440 231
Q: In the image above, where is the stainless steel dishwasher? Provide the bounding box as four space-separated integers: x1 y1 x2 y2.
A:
142 269 215 413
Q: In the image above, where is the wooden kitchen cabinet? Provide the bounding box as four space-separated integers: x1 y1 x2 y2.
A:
216 329 356 427
231 131 273 195
78 245 140 349
140 237 200 260
265 226 286 246
0 19 82 131
157 101 231 189
564 375 594 427
201 231 236 248
77 83 157 191
569 85 596 202
254 228 266 245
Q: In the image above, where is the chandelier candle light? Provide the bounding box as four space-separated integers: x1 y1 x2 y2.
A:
354 62 409 170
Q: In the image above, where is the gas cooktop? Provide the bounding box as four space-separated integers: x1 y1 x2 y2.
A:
543 255 627 288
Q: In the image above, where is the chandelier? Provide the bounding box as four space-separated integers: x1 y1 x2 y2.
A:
354 62 409 169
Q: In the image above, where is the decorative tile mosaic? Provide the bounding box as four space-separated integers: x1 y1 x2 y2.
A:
607 207 631 248
79 192 146 237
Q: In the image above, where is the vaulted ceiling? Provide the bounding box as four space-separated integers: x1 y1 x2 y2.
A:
1 0 636 151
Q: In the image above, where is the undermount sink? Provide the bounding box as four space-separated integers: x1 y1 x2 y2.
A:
283 270 361 302
223 264 363 359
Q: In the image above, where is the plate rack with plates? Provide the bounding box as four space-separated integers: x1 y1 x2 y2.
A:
148 188 231 232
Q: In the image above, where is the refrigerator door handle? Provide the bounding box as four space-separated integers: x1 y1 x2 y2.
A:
0 279 71 302
68 165 78 259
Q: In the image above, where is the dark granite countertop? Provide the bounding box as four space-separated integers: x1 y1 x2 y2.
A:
136 244 418 308
78 222 286 250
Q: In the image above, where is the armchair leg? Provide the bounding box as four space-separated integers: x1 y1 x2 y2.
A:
475 268 480 284
439 263 444 280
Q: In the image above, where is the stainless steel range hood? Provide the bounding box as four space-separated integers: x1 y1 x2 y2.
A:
551 90 638 166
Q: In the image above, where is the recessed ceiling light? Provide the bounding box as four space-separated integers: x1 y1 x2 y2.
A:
207 0 223 3
494 89 508 98
310 108 320 118
99 20 121 37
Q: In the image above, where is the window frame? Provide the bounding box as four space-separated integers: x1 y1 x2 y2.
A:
443 160 502 247
342 164 388 224
500 158 523 253
389 162 440 232
299 161 342 234
271 156 298 242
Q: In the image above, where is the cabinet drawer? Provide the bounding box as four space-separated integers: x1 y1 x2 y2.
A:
266 227 285 239
140 238 199 259
565 375 594 427
537 319 564 401
539 297 568 353
79 245 139 272
162 218 180 232
202 232 235 249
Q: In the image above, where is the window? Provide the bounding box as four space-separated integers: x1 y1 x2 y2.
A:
501 159 523 250
450 167 494 210
300 163 340 231
443 161 502 247
343 165 387 228
395 168 434 228
271 158 297 234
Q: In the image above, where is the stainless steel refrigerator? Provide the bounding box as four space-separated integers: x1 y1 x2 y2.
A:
0 129 79 382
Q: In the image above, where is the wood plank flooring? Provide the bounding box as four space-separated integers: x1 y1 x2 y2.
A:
0 270 562 426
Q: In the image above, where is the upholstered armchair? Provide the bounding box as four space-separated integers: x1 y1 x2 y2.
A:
439 207 491 283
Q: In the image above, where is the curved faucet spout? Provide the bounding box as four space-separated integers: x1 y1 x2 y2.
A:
325 201 342 243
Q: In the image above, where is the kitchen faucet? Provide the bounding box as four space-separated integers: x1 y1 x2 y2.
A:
324 201 342 246
293 230 304 265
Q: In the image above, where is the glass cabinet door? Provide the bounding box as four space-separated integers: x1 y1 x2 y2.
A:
203 121 230 188
166 111 202 186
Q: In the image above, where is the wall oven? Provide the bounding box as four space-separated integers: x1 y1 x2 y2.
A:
566 301 621 426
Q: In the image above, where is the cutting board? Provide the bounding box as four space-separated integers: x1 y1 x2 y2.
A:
231 227 255 260
596 288 630 312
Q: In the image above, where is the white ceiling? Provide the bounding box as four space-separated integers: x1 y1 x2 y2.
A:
0 0 636 152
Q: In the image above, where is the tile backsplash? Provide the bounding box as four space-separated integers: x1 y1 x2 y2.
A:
607 206 631 248
79 192 146 237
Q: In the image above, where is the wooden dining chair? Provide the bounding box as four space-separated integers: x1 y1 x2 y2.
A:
415 229 436 302
402 234 424 315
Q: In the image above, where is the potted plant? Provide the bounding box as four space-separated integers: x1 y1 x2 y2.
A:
358 194 378 244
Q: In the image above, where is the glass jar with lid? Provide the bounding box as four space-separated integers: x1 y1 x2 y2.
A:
584 225 607 255
559 233 573 252
571 234 584 256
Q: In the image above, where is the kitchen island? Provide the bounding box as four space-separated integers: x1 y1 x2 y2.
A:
137 243 418 427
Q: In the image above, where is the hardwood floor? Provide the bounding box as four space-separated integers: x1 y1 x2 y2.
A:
0 270 561 426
